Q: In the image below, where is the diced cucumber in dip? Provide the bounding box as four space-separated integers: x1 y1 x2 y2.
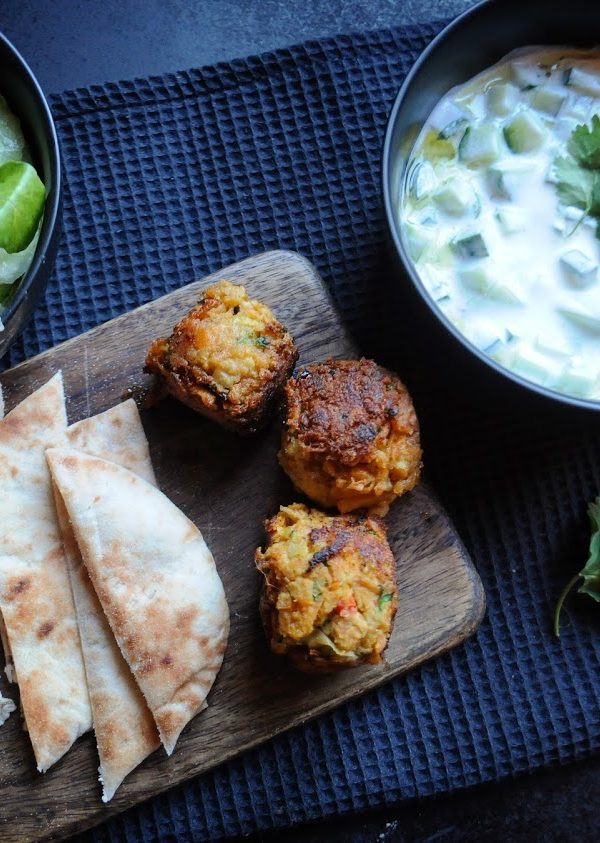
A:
434 179 479 215
398 46 600 402
486 82 520 117
564 67 600 97
459 125 500 166
503 111 546 153
531 86 567 117
451 232 488 259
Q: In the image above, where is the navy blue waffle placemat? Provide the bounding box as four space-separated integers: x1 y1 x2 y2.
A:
4 20 600 842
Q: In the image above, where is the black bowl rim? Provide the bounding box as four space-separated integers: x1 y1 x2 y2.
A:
0 30 61 330
382 0 600 412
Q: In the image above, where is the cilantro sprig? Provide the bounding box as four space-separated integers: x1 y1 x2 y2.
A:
554 496 600 636
553 115 600 237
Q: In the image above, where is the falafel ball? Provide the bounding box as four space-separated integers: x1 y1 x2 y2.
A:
256 503 398 672
146 280 298 434
279 358 421 515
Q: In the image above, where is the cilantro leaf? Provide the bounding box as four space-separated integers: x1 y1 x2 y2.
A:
554 496 600 636
568 114 600 169
553 154 594 210
553 117 600 236
591 174 600 218
579 497 600 602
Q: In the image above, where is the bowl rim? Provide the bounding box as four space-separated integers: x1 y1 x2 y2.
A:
381 0 600 412
0 29 61 330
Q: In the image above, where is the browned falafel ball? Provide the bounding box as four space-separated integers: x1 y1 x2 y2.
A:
145 280 298 434
278 358 422 515
255 503 397 672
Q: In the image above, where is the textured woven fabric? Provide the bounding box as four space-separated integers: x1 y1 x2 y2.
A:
4 21 600 842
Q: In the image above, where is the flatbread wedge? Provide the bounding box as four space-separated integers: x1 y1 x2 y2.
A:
47 446 230 756
0 373 92 771
56 400 161 802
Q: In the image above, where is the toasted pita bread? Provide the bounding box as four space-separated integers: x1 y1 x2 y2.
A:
0 373 92 771
0 382 11 686
56 400 160 801
47 447 229 756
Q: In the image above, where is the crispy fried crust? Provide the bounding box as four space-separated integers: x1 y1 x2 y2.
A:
146 280 298 434
279 358 422 515
256 503 397 673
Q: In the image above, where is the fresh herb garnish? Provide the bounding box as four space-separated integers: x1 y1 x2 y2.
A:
554 495 600 636
312 581 324 601
377 590 394 610
552 115 600 237
236 330 270 348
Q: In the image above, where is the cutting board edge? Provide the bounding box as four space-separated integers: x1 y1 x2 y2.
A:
0 249 487 842
0 249 341 384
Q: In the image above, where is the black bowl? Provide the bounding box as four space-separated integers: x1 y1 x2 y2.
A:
0 31 61 359
382 0 600 411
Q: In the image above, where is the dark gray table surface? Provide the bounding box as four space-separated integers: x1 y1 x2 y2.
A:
1 1 599 841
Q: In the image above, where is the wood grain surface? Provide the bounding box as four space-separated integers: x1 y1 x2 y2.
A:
0 250 485 842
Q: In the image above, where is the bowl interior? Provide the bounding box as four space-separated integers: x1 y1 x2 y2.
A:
0 31 61 344
383 0 600 411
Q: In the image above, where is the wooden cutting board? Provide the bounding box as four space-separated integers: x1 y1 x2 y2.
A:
0 250 485 842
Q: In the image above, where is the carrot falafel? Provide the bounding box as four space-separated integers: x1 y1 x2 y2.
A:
256 503 398 672
146 280 298 434
279 358 422 515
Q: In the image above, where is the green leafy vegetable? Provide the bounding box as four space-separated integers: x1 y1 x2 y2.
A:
553 116 600 236
377 590 394 611
0 283 13 306
569 114 600 169
554 495 600 636
0 161 46 254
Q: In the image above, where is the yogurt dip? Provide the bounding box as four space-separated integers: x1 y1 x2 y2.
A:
398 47 600 402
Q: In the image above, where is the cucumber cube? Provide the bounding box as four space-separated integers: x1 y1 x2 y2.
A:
531 86 567 117
451 232 488 259
554 116 581 141
463 319 507 352
510 343 564 385
558 304 600 333
557 361 600 397
434 179 478 216
486 161 527 200
458 265 491 294
559 250 598 289
459 125 500 167
407 160 437 201
459 266 525 304
486 81 520 116
564 67 600 97
560 93 593 122
511 61 551 89
504 111 546 153
403 222 432 262
534 334 572 358
495 207 527 234
438 117 469 140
